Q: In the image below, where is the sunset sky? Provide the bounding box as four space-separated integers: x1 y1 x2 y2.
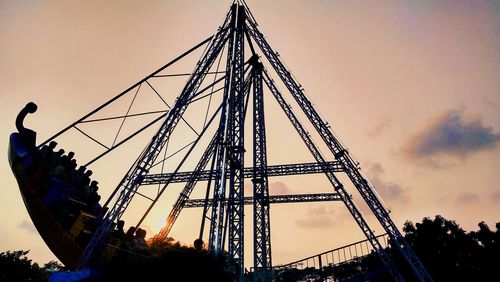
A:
0 0 499 268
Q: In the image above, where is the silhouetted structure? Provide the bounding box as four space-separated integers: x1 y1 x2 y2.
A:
77 2 431 280
9 102 151 268
9 1 435 281
15 102 37 148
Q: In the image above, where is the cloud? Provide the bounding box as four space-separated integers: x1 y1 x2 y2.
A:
17 220 37 234
401 109 500 164
454 192 481 205
295 217 335 229
365 117 392 137
482 97 498 109
366 162 409 203
490 191 500 203
307 206 329 216
295 206 348 229
269 181 292 195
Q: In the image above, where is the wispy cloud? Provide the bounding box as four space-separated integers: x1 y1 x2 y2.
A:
295 216 335 229
454 192 481 205
17 220 37 234
490 191 500 203
365 117 392 137
401 109 499 166
269 181 292 195
366 162 409 203
295 206 348 229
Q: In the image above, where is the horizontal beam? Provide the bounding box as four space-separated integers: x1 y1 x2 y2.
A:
184 193 341 208
141 161 342 185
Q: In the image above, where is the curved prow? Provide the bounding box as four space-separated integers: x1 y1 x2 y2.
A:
15 102 38 149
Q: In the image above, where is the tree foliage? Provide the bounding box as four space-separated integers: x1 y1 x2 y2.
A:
3 216 499 281
402 215 500 281
0 250 64 282
94 238 232 281
275 215 500 282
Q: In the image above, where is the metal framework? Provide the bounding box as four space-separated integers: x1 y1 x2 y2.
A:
251 61 272 281
141 160 343 185
36 1 434 281
246 9 432 279
183 193 342 208
153 130 220 240
262 70 403 281
78 6 233 267
226 6 246 277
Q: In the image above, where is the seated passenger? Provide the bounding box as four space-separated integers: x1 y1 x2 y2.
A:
95 206 107 224
81 170 93 188
60 151 75 169
88 192 101 213
89 180 99 192
65 159 77 182
72 166 86 187
125 227 136 241
134 228 148 249
83 180 98 201
112 220 126 240
50 163 65 179
194 238 204 251
53 149 65 164
40 141 57 162
92 202 103 221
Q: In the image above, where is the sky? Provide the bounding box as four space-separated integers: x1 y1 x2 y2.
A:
0 0 499 268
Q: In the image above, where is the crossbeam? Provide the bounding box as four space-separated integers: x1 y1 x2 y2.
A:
184 193 341 208
141 161 342 185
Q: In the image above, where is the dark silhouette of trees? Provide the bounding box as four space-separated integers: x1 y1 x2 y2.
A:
403 215 500 281
1 240 231 282
0 250 64 282
3 216 499 281
275 215 500 281
94 238 232 282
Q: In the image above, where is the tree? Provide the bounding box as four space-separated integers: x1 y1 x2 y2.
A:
403 215 500 281
275 215 500 281
0 250 66 282
95 238 232 281
0 250 45 282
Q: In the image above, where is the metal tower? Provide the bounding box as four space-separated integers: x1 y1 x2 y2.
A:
251 60 272 281
36 1 435 281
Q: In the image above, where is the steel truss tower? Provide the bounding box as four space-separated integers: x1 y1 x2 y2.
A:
251 61 272 281
77 1 433 281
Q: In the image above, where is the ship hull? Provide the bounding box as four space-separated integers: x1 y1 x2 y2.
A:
9 133 81 269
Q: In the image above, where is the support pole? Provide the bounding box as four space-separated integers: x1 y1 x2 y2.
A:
251 59 273 282
208 3 237 254
226 5 246 279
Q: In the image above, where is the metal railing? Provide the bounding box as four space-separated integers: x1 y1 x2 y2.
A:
273 233 389 271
